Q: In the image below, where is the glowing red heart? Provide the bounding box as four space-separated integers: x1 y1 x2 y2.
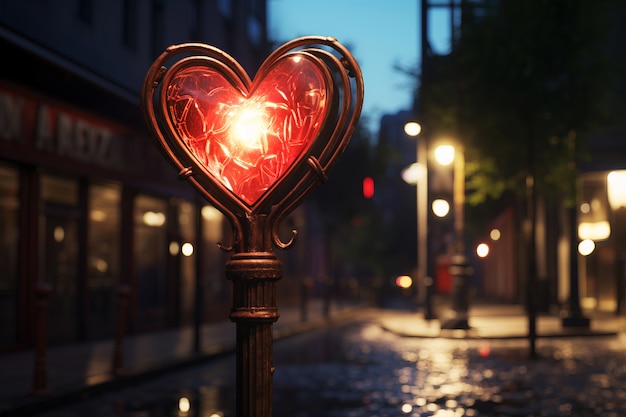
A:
165 56 329 206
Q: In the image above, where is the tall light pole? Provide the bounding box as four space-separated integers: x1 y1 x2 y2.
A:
436 142 472 330
402 121 435 320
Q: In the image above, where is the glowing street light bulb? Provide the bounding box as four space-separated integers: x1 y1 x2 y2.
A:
403 121 422 137
401 162 425 185
434 144 455 166
230 104 268 151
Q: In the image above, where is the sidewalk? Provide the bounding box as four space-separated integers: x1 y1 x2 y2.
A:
0 300 357 417
379 303 626 339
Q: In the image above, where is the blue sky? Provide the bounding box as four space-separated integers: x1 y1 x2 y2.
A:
268 0 421 136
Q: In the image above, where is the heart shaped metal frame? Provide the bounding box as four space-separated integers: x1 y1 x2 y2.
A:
141 37 363 251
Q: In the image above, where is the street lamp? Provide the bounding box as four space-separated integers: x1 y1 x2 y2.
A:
141 37 363 417
434 144 455 166
434 141 472 330
404 121 422 137
403 121 435 320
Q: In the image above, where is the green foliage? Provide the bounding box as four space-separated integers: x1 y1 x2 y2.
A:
418 0 616 209
464 156 514 206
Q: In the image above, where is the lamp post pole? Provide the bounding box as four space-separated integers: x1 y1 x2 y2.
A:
441 144 471 330
418 133 436 320
141 37 363 417
226 215 281 416
403 122 435 320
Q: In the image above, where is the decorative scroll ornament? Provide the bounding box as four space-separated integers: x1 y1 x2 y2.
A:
141 37 363 250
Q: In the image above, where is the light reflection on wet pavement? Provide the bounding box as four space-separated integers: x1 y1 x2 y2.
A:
37 314 626 417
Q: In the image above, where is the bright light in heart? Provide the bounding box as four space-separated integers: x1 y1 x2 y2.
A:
166 55 328 206
229 103 268 151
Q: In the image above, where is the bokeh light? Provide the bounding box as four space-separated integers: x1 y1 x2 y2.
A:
578 239 595 256
432 199 450 217
476 243 489 258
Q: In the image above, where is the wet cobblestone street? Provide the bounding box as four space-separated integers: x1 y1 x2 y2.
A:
36 312 626 417
274 318 626 416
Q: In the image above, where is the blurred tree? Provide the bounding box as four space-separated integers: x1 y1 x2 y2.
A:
419 0 617 210
416 0 625 314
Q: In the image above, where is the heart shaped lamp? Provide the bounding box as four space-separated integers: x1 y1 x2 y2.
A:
142 37 363 251
141 37 363 417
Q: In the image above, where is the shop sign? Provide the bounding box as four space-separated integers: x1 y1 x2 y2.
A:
0 87 124 170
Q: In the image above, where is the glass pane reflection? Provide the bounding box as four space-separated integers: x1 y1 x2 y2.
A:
40 175 79 344
87 183 121 339
177 199 196 326
134 194 169 329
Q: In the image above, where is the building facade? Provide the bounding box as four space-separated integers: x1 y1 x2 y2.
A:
0 0 269 350
576 129 626 314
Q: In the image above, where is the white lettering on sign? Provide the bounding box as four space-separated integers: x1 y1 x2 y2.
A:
56 112 74 155
0 87 124 169
57 116 115 163
36 105 55 152
0 92 24 142
35 105 121 168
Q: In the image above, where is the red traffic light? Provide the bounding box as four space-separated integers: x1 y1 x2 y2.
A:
363 177 374 199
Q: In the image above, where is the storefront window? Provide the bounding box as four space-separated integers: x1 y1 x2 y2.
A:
87 183 121 339
0 165 19 347
176 199 196 326
579 172 618 312
200 205 227 320
134 194 169 329
40 175 79 344
40 175 79 205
